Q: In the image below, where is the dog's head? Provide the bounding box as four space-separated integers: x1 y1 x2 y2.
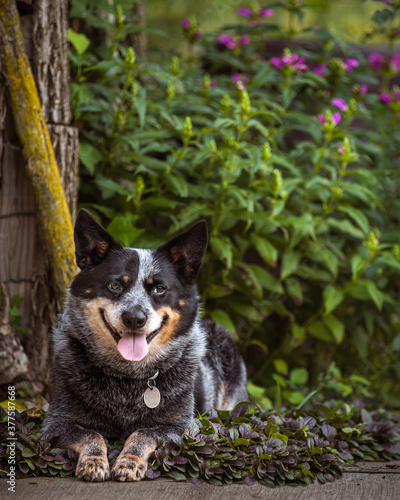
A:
69 209 208 364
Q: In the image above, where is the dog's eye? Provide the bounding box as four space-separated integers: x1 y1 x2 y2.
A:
107 281 123 294
153 285 166 296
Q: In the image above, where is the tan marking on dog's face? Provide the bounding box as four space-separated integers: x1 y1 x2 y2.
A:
178 299 185 307
146 277 154 285
85 288 92 295
122 275 130 283
84 298 120 352
151 306 181 346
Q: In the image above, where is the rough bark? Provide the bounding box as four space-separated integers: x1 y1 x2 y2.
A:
130 0 147 61
0 0 79 390
32 0 71 124
0 0 76 298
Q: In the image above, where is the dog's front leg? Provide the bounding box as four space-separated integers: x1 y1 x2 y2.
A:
70 431 110 481
111 430 157 481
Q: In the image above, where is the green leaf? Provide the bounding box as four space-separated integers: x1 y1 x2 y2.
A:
67 28 90 55
351 255 365 280
251 234 277 266
323 314 345 344
107 215 143 247
338 206 370 234
210 309 236 335
166 174 189 197
21 447 35 458
94 178 130 200
308 321 333 342
281 251 300 280
248 265 284 294
210 236 233 268
323 285 344 315
364 280 384 311
289 368 308 386
283 390 304 405
273 358 288 376
79 142 102 175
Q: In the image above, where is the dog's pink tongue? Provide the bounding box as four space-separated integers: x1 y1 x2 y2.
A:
117 332 148 361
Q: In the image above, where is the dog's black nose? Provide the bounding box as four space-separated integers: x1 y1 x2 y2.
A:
121 309 147 330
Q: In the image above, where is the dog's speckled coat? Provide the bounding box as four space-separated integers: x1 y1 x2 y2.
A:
42 210 247 481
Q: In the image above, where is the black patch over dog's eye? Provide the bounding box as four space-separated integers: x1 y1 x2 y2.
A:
107 281 123 294
153 285 166 296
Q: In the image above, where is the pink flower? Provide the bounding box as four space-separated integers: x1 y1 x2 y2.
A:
181 18 190 29
380 93 391 104
260 8 274 17
272 52 308 71
395 88 400 102
218 34 236 50
239 35 251 46
332 98 348 111
338 145 345 154
237 7 253 17
369 52 383 69
389 54 400 72
232 73 249 90
313 64 327 76
319 113 341 126
351 84 368 96
344 59 359 73
270 57 283 68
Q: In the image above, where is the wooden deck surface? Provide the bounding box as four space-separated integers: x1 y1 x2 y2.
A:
2 461 400 500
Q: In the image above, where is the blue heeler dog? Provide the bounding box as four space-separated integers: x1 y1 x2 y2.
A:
42 209 247 481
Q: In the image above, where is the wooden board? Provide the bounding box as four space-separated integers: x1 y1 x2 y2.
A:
2 463 400 500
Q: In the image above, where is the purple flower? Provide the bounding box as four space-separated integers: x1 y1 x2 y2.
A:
239 35 251 46
332 98 348 111
369 52 383 69
237 7 253 17
218 34 236 50
313 64 327 76
270 57 283 68
232 73 249 90
260 8 274 17
338 144 345 154
181 18 190 29
380 93 391 104
344 58 359 73
351 84 368 96
389 54 400 72
319 113 340 126
272 52 308 71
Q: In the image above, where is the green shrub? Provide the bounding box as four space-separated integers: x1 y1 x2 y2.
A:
67 1 400 407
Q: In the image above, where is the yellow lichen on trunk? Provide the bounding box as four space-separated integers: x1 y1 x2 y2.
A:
0 0 77 297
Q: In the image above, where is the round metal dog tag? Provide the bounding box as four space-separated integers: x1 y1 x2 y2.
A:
144 387 160 408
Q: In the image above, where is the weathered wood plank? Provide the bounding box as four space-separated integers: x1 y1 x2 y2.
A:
343 460 400 474
2 468 400 500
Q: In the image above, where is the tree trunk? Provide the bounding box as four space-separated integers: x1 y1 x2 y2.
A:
0 0 78 393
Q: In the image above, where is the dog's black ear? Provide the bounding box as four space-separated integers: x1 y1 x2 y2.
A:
156 221 208 283
74 209 123 269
